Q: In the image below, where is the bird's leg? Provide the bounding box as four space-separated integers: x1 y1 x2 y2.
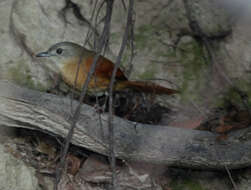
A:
93 92 109 113
113 93 121 108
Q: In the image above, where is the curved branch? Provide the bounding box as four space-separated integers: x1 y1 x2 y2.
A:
0 81 251 169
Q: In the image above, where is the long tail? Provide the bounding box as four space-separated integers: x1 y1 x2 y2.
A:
116 81 179 95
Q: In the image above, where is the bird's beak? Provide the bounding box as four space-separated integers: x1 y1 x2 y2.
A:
36 51 51 57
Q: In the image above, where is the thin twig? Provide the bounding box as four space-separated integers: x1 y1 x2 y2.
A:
54 1 114 189
182 1 242 189
121 0 127 11
94 0 106 49
224 165 238 190
126 7 136 77
84 0 99 48
107 0 134 189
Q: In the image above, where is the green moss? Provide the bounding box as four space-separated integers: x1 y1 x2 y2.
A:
139 70 155 80
138 63 157 80
110 32 121 40
110 32 121 45
215 79 251 108
121 53 130 67
155 49 175 58
170 179 204 190
7 62 46 91
178 40 207 102
135 24 156 50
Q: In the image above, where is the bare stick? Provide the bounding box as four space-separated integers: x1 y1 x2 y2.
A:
107 0 134 189
54 1 114 189
224 165 238 190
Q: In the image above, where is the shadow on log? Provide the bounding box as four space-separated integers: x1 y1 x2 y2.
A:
0 80 251 169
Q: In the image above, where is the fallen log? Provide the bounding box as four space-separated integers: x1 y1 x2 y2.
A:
0 80 251 169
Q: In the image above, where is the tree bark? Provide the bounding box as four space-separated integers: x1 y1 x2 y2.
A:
0 80 251 169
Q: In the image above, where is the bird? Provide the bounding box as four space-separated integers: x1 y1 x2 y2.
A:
36 42 178 96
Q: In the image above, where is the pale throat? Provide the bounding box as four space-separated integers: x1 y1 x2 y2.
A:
53 57 74 73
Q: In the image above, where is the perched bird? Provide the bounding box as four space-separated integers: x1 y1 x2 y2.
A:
36 42 178 96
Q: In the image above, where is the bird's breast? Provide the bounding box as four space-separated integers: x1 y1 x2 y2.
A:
61 60 88 91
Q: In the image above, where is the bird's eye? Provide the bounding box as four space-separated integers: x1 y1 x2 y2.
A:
56 48 63 55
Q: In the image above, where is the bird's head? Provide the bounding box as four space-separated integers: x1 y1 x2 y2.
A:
36 42 92 73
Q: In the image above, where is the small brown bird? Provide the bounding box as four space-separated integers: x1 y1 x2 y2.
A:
36 42 178 96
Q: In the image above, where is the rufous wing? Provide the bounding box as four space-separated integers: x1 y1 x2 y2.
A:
85 56 127 81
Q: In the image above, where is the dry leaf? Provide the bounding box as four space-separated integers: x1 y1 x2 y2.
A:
67 154 81 175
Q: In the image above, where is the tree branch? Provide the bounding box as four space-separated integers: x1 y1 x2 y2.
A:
1 81 251 170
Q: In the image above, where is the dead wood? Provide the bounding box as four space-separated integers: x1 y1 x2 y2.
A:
0 80 251 169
